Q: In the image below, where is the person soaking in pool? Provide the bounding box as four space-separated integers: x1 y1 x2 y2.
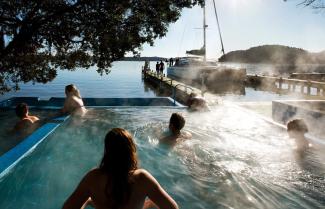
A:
62 84 87 115
186 93 209 112
287 119 310 151
14 103 40 132
62 128 179 209
160 113 192 145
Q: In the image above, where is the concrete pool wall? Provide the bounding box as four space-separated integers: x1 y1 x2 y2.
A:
0 97 184 108
272 100 325 137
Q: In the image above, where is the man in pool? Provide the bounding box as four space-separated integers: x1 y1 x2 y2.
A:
160 113 192 145
287 119 310 152
14 103 40 132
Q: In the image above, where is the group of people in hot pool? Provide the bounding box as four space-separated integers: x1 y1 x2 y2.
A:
12 84 312 209
13 84 192 209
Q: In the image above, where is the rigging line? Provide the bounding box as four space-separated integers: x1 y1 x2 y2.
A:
212 0 225 56
177 21 187 57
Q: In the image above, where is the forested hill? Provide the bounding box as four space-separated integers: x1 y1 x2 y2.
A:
219 45 325 64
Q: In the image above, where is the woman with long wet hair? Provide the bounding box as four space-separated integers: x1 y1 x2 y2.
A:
63 128 178 209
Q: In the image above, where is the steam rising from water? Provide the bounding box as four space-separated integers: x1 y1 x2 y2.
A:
135 105 325 208
0 101 324 208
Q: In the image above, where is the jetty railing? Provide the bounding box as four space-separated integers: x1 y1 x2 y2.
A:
247 74 325 96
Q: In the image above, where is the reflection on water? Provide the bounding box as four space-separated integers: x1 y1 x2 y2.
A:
1 61 321 103
0 62 156 101
0 106 324 208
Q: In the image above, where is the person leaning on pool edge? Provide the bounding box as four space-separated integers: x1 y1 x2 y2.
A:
62 84 87 116
63 128 179 209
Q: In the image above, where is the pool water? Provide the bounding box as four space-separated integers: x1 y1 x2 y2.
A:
0 106 324 209
0 109 59 156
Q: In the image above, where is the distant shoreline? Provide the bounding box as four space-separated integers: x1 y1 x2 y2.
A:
119 57 167 62
219 45 325 65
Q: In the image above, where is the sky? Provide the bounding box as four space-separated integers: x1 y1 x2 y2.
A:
138 0 325 59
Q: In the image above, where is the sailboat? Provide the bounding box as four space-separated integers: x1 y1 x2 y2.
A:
167 0 246 87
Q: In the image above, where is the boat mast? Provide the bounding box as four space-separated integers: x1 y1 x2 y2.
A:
212 0 225 56
203 1 207 62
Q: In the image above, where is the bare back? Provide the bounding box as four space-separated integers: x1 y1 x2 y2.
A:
63 168 178 209
62 96 87 115
14 115 40 133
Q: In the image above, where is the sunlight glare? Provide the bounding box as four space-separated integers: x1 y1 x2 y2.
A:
228 0 249 9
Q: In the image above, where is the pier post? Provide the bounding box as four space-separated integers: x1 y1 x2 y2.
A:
317 87 321 96
301 85 305 94
307 80 311 95
279 77 283 89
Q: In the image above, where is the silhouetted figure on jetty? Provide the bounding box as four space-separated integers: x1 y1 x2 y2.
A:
155 62 160 75
160 113 192 145
63 128 178 209
169 58 174 66
159 60 165 75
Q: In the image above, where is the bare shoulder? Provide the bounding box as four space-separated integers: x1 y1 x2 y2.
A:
181 130 192 139
29 115 40 122
83 168 103 182
132 169 155 182
160 135 177 144
133 169 150 177
87 168 102 176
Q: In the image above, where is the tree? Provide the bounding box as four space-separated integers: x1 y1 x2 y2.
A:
284 0 325 9
0 0 203 94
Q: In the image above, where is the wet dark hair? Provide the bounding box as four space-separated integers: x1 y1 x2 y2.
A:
15 103 28 118
65 84 81 98
99 128 138 207
170 113 185 131
287 119 308 133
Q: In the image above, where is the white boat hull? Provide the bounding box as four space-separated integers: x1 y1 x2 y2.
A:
167 65 246 82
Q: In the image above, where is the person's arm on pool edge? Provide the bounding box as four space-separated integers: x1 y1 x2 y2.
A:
62 172 91 209
140 169 179 209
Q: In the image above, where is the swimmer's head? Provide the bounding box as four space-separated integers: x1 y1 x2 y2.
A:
100 128 138 206
169 113 185 133
15 103 28 118
287 119 308 138
65 84 81 98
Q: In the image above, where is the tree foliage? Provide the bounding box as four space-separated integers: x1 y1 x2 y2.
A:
298 0 325 8
0 0 203 94
284 0 325 9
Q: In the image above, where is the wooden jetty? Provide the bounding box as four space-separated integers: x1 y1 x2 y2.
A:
290 73 325 82
246 74 325 96
143 70 202 105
